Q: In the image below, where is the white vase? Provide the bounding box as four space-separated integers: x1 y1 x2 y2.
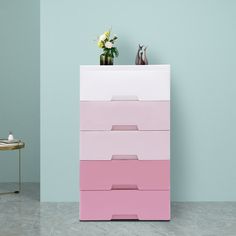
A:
8 132 14 141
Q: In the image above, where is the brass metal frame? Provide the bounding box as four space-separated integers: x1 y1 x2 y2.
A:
0 140 25 195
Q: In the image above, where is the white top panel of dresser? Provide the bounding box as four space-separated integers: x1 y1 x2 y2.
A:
80 65 170 101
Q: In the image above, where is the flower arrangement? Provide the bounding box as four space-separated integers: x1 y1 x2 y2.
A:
97 29 119 65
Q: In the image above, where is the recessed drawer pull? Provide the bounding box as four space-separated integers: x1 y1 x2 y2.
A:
111 184 139 190
111 155 138 160
111 214 139 220
111 95 139 101
111 125 139 131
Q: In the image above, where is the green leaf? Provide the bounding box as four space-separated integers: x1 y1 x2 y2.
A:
114 47 119 57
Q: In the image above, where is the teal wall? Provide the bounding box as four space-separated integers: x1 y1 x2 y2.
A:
41 0 236 201
0 0 40 182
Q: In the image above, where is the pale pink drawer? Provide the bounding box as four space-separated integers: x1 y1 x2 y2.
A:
80 130 169 160
80 190 170 221
80 101 170 131
80 160 169 190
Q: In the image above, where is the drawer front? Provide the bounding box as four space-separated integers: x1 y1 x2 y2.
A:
80 131 170 160
80 65 170 101
80 160 170 190
80 101 170 131
80 190 170 220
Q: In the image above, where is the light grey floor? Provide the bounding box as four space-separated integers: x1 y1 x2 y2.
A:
0 183 235 236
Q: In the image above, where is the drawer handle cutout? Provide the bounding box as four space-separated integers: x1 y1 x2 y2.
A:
111 125 139 131
111 155 138 160
111 214 139 220
111 95 139 101
111 184 139 190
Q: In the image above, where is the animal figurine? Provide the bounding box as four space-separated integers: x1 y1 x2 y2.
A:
143 46 148 65
135 44 143 65
140 52 145 65
135 44 148 65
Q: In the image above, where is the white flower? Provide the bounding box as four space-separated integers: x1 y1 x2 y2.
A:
99 34 107 41
105 41 113 49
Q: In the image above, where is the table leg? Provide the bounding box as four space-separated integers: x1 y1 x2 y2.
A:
0 149 21 195
14 149 21 194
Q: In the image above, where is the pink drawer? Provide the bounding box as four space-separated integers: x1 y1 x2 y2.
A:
80 190 170 221
80 160 170 190
80 131 169 160
80 101 170 131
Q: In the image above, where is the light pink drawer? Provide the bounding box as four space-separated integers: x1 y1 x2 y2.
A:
80 190 170 221
80 130 169 160
80 101 170 131
80 160 170 190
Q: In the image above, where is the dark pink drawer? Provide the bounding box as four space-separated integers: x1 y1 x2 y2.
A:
80 190 170 221
80 101 170 131
80 131 169 160
80 160 170 190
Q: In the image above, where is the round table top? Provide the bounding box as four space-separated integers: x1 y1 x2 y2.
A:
0 140 25 151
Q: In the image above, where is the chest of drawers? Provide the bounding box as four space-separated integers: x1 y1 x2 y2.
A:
80 65 170 221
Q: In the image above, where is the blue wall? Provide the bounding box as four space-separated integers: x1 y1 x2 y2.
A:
0 0 40 182
41 0 236 201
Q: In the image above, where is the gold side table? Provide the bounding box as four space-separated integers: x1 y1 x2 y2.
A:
0 140 25 195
